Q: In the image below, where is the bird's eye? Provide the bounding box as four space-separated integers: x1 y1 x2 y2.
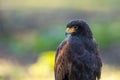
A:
74 26 78 29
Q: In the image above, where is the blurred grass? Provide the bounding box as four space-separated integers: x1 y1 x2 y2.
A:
0 51 120 80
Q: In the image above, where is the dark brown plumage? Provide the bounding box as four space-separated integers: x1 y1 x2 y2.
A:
54 19 102 80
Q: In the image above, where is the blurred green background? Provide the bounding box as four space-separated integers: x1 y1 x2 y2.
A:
0 0 120 80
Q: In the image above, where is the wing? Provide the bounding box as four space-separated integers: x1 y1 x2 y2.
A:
55 39 67 61
94 43 102 80
92 39 102 79
54 39 69 80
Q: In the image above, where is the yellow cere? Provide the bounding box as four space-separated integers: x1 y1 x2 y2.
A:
66 27 76 33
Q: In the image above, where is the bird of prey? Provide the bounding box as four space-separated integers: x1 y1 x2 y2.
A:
54 19 102 80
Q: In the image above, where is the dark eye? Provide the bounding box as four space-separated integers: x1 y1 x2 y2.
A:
74 26 78 29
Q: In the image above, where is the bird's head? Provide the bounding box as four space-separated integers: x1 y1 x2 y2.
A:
65 19 93 38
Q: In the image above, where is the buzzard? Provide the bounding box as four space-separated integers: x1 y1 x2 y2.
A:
54 19 102 80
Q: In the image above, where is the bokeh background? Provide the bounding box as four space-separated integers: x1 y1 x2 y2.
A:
0 0 120 80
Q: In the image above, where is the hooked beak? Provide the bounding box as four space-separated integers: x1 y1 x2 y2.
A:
65 27 76 36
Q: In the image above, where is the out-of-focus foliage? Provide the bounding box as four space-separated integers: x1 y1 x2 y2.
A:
29 51 55 76
0 51 55 80
91 21 120 47
1 19 120 53
28 51 55 80
33 26 65 52
3 21 120 53
0 1 120 52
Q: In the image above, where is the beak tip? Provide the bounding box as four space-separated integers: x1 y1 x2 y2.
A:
65 32 68 36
